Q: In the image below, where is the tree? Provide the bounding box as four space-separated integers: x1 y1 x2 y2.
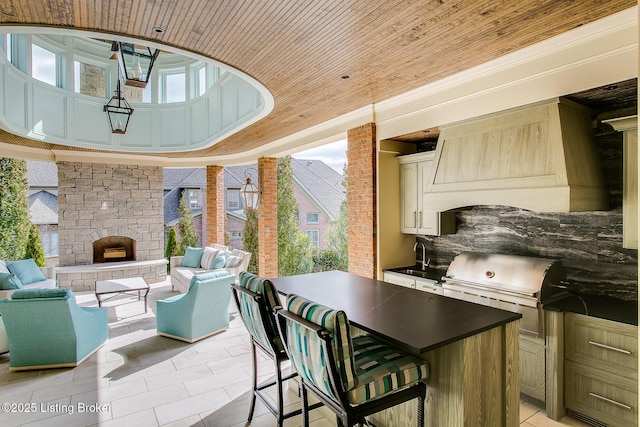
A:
24 224 46 267
165 226 179 269
326 162 348 271
242 208 259 274
277 156 312 276
177 190 200 254
0 158 31 260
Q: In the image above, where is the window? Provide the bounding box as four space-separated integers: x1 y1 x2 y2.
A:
163 71 186 103
227 189 240 210
197 65 207 96
306 213 320 224
230 231 242 240
306 230 319 248
187 189 201 209
31 44 59 87
40 228 58 256
74 60 107 97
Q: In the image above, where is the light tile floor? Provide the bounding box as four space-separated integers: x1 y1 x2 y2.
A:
0 280 592 427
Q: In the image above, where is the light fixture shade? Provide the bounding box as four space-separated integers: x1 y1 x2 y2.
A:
103 79 134 134
240 177 260 211
111 41 160 88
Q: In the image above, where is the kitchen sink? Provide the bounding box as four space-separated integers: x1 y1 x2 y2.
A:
394 269 434 280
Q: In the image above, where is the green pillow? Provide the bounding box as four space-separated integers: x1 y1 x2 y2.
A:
181 247 204 268
7 259 46 285
0 273 23 290
11 288 70 300
211 253 227 269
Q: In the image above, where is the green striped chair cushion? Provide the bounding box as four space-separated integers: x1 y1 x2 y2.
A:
347 335 430 404
238 272 284 353
286 294 357 396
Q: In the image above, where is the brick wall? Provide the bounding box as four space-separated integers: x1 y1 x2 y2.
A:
347 123 377 278
206 165 226 245
258 157 278 277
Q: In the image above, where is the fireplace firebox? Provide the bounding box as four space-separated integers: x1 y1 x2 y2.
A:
93 236 136 263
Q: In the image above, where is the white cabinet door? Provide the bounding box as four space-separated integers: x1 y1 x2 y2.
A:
398 152 455 236
383 272 416 289
399 162 418 233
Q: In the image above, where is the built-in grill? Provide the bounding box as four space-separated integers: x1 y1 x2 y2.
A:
442 252 568 337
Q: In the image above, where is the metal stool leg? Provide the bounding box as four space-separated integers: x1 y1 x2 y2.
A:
247 340 258 421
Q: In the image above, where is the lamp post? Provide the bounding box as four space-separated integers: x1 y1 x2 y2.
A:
239 170 260 211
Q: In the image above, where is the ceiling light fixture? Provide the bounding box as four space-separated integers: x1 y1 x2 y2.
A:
104 67 134 134
152 27 165 34
111 41 160 88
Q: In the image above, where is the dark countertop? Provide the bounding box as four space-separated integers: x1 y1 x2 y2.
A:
545 292 638 326
383 265 446 282
271 270 521 355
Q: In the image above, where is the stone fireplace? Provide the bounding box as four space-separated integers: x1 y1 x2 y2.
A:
56 161 167 291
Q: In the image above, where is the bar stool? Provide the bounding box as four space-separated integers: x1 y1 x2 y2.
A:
276 293 429 427
231 272 301 425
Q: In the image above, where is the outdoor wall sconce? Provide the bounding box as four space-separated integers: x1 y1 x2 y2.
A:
103 71 134 134
239 169 261 211
111 41 160 88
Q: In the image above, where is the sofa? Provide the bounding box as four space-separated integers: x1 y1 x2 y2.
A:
0 288 108 370
170 245 251 294
157 271 236 342
0 259 56 300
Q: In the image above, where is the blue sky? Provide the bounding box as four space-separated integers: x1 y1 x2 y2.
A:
292 139 347 173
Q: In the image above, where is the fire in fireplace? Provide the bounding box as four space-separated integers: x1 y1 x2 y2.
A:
93 236 136 263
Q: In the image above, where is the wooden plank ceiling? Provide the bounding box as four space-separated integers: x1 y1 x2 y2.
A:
0 0 635 159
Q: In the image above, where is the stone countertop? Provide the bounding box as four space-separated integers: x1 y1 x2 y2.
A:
544 292 638 326
382 265 446 282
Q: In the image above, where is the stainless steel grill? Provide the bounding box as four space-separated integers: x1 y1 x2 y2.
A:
442 252 568 337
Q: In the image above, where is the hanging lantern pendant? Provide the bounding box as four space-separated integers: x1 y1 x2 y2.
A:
104 78 134 134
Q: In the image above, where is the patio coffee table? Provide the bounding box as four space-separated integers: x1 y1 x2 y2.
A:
95 277 150 313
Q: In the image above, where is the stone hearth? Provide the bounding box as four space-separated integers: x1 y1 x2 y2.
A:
57 161 166 291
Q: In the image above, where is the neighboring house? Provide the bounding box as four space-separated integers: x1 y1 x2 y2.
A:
163 159 346 250
163 168 206 246
26 161 59 260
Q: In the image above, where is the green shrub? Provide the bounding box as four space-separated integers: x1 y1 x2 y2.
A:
24 224 46 267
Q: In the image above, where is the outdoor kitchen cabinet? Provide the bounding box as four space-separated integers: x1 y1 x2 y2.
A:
564 313 638 426
398 152 455 235
383 272 444 295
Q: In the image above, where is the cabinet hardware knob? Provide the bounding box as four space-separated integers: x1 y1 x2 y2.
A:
588 340 632 355
589 392 632 410
485 271 495 278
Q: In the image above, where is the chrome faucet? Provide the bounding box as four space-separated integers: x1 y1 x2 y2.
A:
413 240 429 271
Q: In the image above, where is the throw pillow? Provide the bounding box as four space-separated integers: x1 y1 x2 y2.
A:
211 253 227 269
200 247 220 269
7 259 46 285
0 273 23 290
11 288 70 300
0 260 9 274
181 247 204 268
225 255 242 268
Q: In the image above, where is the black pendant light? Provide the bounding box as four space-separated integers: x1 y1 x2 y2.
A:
103 69 134 134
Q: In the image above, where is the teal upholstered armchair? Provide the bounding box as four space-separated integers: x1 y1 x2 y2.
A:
0 288 108 371
156 271 236 343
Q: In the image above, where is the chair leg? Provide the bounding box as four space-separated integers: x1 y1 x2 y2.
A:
301 384 310 427
417 395 424 427
275 357 285 426
247 340 258 422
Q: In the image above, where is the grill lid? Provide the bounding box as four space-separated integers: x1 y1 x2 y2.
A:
443 252 566 300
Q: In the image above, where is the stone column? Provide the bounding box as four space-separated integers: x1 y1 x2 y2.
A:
258 157 278 278
347 123 377 278
206 165 226 245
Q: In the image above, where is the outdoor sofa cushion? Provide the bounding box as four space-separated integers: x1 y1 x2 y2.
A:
7 259 46 285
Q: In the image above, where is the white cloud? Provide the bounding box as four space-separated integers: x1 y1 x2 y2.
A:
293 139 347 173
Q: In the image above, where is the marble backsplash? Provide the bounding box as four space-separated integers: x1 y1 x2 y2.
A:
417 123 638 301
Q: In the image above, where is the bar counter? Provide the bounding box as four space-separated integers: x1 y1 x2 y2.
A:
270 270 522 427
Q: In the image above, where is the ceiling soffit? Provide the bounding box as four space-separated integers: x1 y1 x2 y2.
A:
0 0 636 164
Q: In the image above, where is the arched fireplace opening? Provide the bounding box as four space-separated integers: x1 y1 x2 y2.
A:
93 236 136 263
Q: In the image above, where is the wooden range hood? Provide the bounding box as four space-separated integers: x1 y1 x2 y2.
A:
423 98 609 212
